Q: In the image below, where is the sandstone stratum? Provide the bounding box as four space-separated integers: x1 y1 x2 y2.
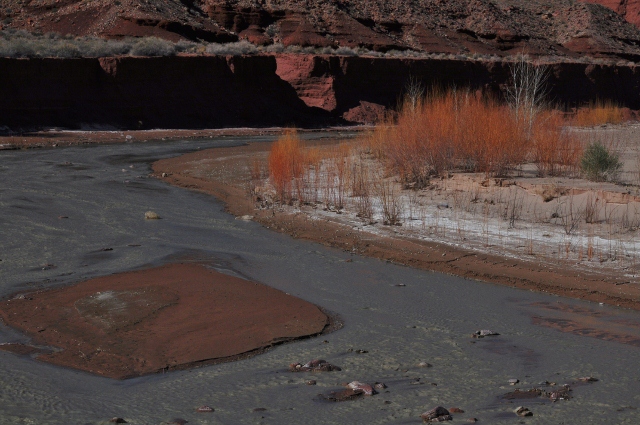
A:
3 0 640 59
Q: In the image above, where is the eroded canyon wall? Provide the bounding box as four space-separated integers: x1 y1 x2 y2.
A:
1 54 639 130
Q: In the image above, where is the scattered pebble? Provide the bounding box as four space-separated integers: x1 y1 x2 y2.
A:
235 215 254 220
418 362 433 368
167 419 188 425
252 408 267 412
161 172 168 177
144 211 161 220
109 418 127 424
58 216 68 219
421 406 452 422
373 382 387 390
472 329 500 338
467 418 478 423
578 376 599 382
509 378 519 385
449 407 464 413
514 406 533 417
196 405 214 413
306 380 317 385
289 359 341 372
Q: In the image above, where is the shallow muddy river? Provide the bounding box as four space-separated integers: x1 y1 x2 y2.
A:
1 137 639 424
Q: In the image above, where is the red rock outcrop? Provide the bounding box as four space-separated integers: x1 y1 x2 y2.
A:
1 54 640 129
581 0 640 27
3 1 640 59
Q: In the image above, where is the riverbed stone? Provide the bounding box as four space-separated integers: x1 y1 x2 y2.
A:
289 359 341 372
514 406 533 417
421 406 451 422
144 211 161 220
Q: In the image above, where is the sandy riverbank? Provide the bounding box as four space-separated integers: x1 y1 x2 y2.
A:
152 135 640 311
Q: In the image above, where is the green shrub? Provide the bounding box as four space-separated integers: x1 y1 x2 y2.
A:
580 142 621 181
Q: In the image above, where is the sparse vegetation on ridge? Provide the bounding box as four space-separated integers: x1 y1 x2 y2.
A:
1 29 639 64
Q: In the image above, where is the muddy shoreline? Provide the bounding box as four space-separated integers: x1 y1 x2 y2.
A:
0 127 366 150
153 140 640 311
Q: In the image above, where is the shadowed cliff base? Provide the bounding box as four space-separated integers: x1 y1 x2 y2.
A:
2 54 640 131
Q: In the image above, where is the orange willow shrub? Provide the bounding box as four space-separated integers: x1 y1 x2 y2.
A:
532 112 583 176
268 130 306 201
572 100 626 127
382 91 528 182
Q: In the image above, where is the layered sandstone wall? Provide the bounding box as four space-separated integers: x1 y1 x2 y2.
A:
1 54 639 130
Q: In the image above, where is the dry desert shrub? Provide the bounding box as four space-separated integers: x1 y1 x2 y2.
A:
268 130 307 202
380 90 530 182
572 100 626 127
532 112 582 176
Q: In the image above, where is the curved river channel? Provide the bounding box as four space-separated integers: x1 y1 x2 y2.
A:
1 137 640 424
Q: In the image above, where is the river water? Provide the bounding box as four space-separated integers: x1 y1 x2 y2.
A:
1 138 639 424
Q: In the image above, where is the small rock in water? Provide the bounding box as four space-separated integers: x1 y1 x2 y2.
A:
373 382 387 390
578 376 598 382
466 418 478 423
144 211 161 220
323 388 365 402
448 407 464 413
196 405 214 413
168 419 188 425
306 380 317 385
509 379 519 385
235 215 254 220
252 408 267 412
346 381 376 395
421 406 452 422
394 283 406 287
514 406 533 417
418 362 433 368
289 359 341 372
109 418 127 424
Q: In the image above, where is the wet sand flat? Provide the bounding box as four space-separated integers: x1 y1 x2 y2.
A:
0 263 328 379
